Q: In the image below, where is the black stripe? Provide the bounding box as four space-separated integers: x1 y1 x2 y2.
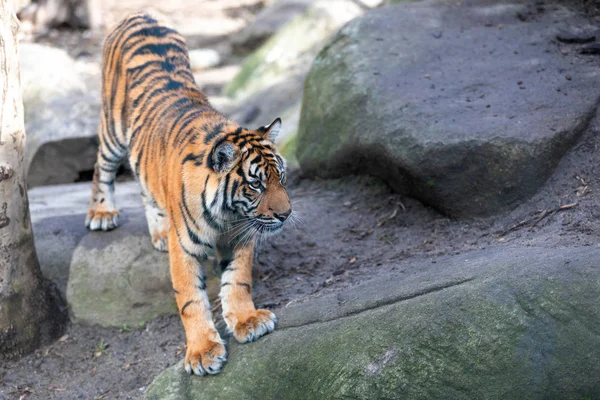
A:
220 282 231 287
222 174 235 212
121 85 128 143
125 34 187 59
211 178 222 208
174 111 205 148
134 147 143 175
181 299 197 315
182 151 205 166
169 204 212 257
180 182 214 243
107 58 124 151
99 163 119 173
237 282 251 293
101 132 123 160
194 253 209 262
130 75 171 110
203 122 226 144
124 25 175 45
201 176 222 230
229 180 239 211
104 18 148 75
130 42 186 60
129 64 163 90
206 137 228 171
179 204 213 248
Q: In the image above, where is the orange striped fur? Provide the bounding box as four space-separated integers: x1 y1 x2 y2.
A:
85 13 291 375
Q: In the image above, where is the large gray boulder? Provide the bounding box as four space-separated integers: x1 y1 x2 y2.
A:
297 0 600 217
146 245 600 399
21 43 101 187
29 182 220 327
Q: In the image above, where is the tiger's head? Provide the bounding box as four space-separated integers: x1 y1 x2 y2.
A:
210 118 292 237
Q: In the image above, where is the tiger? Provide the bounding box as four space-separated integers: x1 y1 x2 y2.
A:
85 13 292 375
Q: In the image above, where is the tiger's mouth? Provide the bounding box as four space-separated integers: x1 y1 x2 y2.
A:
255 220 284 233
255 219 285 235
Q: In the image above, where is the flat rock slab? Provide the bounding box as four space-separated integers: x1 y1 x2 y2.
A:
29 182 219 327
297 0 600 217
146 245 600 399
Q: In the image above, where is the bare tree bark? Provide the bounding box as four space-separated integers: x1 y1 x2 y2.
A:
0 0 66 360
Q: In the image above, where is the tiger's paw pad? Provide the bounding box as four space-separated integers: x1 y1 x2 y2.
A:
85 209 119 231
228 309 277 343
184 338 227 376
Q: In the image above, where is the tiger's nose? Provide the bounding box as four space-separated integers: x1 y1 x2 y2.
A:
274 209 291 222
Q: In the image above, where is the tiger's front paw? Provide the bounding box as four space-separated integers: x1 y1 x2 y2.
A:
85 209 119 231
184 336 227 376
226 309 277 343
150 231 168 252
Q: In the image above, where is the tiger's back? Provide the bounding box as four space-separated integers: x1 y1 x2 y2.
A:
100 14 210 197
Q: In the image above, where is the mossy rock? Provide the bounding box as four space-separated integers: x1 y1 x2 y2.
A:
146 245 600 399
296 1 600 218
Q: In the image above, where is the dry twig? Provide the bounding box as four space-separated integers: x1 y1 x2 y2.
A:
498 203 578 237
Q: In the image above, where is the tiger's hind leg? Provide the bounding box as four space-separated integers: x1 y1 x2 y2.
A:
86 121 124 231
142 193 169 252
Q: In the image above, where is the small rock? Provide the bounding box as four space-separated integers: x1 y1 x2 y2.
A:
188 49 221 70
580 43 600 55
556 30 596 44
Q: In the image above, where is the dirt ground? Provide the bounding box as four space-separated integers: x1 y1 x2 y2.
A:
3 0 600 399
4 128 600 398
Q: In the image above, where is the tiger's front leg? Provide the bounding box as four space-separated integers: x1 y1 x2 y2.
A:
168 229 226 375
218 242 277 343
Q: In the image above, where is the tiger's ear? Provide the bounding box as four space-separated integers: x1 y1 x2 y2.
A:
258 118 282 142
211 141 239 173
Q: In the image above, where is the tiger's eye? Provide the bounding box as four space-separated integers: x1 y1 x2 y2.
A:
249 180 262 190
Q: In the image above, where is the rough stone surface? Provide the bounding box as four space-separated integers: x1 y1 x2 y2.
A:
29 182 220 327
224 0 363 158
297 0 600 217
145 245 600 400
231 0 316 55
21 43 101 187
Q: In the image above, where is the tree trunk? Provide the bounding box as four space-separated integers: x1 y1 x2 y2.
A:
0 0 66 360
